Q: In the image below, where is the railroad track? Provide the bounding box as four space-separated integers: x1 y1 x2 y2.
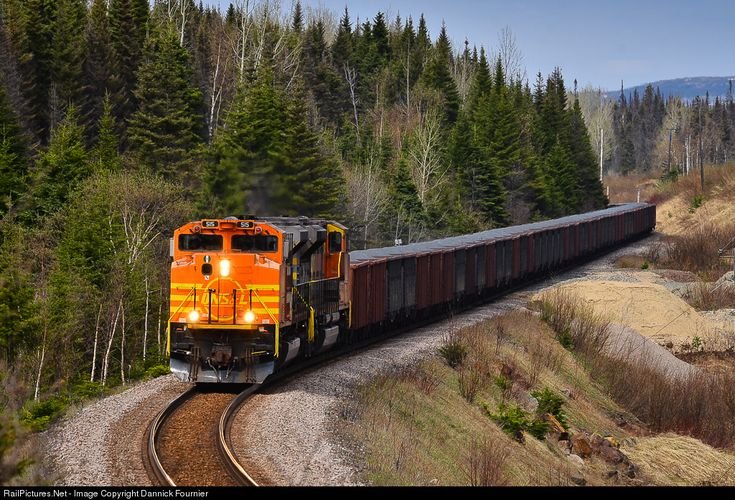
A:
146 385 260 486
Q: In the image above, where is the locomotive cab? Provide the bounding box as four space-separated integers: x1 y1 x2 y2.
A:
167 216 349 383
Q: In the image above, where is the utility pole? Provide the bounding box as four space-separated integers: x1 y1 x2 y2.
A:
699 102 705 193
599 128 604 181
667 128 674 173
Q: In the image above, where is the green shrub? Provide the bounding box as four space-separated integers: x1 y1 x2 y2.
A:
484 403 529 441
531 387 568 429
641 261 649 270
439 339 467 368
21 397 68 432
144 364 170 379
71 380 106 400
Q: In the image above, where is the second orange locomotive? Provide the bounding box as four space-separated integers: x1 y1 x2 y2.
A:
168 216 349 383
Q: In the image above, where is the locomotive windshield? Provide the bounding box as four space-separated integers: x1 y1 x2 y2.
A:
178 234 223 251
232 235 278 253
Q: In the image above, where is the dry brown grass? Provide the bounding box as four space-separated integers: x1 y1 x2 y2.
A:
684 280 735 311
615 255 650 269
539 291 735 449
604 174 658 205
462 437 510 486
624 434 735 486
649 162 735 206
649 223 735 278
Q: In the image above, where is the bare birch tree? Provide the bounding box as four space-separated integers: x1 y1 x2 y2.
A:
345 147 389 248
407 108 446 205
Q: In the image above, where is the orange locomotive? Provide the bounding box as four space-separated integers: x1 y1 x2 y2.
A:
167 216 349 383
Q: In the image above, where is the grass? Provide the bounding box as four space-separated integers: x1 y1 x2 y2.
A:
538 291 735 450
339 311 642 486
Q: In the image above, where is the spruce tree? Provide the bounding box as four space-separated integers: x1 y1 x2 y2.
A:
0 83 28 215
302 21 344 126
109 0 149 125
208 64 289 216
19 0 57 143
127 27 205 183
568 96 606 210
34 106 89 216
332 8 354 71
90 94 121 172
291 1 303 33
281 84 344 218
420 24 460 125
51 0 86 108
82 0 114 137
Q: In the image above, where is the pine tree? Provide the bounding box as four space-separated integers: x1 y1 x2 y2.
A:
208 65 289 216
19 0 57 143
420 24 460 125
127 27 205 183
109 0 149 126
302 21 344 126
568 96 606 210
0 223 39 363
281 85 344 218
291 1 303 33
544 138 577 214
90 94 121 172
0 82 28 215
332 8 354 71
51 0 86 108
82 0 115 137
34 106 89 216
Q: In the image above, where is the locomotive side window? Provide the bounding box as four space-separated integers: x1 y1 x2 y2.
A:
179 234 223 251
328 232 342 253
232 235 278 253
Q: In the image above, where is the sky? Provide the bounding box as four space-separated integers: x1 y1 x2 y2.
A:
211 0 735 91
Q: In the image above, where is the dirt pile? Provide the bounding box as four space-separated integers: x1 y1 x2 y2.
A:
539 280 717 349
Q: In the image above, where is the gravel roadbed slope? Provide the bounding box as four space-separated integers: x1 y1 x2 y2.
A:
42 374 189 485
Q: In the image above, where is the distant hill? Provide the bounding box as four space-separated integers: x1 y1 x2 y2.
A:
605 76 735 102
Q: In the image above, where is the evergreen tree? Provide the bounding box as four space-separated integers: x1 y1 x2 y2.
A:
208 65 289 216
19 0 57 143
544 138 577 214
568 96 606 210
51 0 86 108
0 223 39 364
332 8 354 71
0 82 28 215
466 48 491 111
420 24 460 124
128 27 205 183
34 106 89 216
82 0 115 137
291 1 303 33
302 21 344 126
109 0 149 125
90 94 121 172
281 85 344 218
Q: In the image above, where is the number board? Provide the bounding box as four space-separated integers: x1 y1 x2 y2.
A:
202 220 219 228
238 221 253 228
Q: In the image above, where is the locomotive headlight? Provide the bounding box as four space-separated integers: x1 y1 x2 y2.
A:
244 310 256 323
220 259 231 277
188 310 200 322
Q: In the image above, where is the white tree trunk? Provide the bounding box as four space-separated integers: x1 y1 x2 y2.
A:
143 277 150 361
102 300 122 386
157 288 163 356
91 304 103 382
120 302 126 386
34 324 47 401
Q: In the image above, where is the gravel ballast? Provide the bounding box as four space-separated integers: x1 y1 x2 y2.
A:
42 374 188 486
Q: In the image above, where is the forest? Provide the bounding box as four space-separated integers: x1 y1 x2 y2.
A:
0 0 728 479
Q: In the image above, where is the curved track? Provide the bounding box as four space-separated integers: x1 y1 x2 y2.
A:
146 385 259 486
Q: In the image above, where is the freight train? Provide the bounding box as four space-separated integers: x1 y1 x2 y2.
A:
167 203 656 383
